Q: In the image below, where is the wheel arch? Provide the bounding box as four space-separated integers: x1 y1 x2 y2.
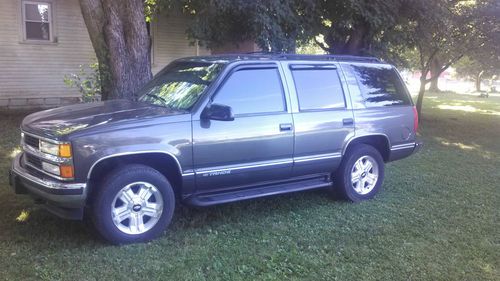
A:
343 134 391 162
86 152 184 201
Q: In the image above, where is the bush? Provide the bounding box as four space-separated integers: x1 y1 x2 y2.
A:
64 62 102 102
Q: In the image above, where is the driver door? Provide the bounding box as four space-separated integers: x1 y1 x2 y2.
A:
192 64 294 193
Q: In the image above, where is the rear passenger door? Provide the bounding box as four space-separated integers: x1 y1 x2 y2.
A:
281 62 355 177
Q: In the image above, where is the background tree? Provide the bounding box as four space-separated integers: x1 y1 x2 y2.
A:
77 0 498 107
404 0 493 116
418 0 499 94
79 0 152 100
309 0 409 56
452 0 500 92
428 57 443 92
454 53 499 92
168 0 313 53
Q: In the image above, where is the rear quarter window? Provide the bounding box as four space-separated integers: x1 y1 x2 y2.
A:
347 64 412 107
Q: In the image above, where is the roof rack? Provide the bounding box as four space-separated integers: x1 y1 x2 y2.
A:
243 52 381 63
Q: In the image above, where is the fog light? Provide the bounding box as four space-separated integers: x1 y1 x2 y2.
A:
42 162 60 176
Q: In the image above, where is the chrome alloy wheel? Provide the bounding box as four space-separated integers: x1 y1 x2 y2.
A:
351 155 379 195
111 182 164 235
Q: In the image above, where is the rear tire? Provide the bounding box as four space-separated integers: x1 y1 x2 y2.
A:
333 144 385 202
91 164 175 244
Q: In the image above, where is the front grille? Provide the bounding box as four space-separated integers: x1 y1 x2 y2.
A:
25 165 49 180
25 153 43 169
24 134 40 149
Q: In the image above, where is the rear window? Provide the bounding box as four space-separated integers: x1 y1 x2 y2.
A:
348 64 411 107
291 68 345 111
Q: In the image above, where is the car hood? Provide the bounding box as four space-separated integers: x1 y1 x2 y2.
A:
22 100 185 139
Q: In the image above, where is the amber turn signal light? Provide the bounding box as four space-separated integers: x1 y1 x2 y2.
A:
60 165 74 178
59 144 72 158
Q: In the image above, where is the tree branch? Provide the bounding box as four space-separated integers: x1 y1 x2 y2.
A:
314 37 332 53
425 48 439 71
424 53 465 83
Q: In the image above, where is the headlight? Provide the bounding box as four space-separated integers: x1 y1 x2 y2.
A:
42 161 60 175
40 141 58 155
41 161 74 178
39 141 72 158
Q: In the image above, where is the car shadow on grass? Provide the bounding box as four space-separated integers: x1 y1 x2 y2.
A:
2 187 342 247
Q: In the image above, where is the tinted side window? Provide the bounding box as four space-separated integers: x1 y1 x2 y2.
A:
349 65 411 107
213 68 285 115
292 68 345 110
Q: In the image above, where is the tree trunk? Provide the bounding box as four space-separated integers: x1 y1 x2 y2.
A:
429 77 439 92
475 71 484 92
322 19 368 55
79 0 152 100
342 19 368 55
416 74 428 117
428 57 441 92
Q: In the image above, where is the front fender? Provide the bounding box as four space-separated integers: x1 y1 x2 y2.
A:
70 121 192 182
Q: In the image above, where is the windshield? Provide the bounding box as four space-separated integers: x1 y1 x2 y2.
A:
138 61 225 110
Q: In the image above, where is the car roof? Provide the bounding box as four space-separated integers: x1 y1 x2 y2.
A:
178 53 383 64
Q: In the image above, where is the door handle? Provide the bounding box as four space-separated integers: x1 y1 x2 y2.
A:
279 123 293 131
342 118 354 126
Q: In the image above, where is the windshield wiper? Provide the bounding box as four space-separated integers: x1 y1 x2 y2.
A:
145 93 169 107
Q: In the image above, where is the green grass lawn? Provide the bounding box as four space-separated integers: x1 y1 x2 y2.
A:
0 92 498 281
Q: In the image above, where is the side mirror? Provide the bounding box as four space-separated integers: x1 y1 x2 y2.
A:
201 103 234 121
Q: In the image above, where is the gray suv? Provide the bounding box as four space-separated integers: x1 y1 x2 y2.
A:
9 54 421 244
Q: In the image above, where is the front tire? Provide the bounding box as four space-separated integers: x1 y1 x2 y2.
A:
333 144 385 202
91 164 175 244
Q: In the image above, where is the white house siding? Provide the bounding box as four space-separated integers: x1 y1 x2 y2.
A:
150 12 210 74
0 0 95 109
0 1 210 109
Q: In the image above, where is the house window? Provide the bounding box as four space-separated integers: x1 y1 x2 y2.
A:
22 1 53 41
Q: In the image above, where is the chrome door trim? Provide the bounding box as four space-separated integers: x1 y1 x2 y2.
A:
194 159 293 176
390 142 416 151
293 152 342 163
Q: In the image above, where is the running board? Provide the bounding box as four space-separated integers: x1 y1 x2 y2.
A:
185 177 332 207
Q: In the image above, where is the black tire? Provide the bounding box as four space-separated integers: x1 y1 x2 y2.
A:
91 164 175 244
333 144 385 202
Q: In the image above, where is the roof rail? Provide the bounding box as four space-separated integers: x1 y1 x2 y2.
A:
328 55 380 63
242 52 380 63
245 51 284 55
272 54 380 63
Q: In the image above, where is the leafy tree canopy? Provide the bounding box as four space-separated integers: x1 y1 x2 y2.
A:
158 0 314 52
309 0 408 56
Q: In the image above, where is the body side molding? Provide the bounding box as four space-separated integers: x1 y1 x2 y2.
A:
86 150 192 180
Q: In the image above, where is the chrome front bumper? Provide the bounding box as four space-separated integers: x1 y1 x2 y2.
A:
10 153 87 211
